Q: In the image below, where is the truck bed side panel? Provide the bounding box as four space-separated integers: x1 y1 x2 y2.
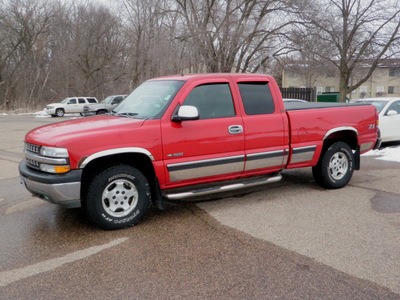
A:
285 105 378 169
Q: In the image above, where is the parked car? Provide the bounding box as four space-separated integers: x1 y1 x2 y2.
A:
82 95 127 116
20 73 379 230
354 98 400 142
45 97 98 117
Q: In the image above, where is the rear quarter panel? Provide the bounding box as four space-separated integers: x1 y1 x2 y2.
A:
286 104 378 169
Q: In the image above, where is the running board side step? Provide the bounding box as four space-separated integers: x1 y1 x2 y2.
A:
163 174 282 200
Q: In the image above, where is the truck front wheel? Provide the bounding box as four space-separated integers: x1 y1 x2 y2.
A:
312 142 354 189
84 165 151 230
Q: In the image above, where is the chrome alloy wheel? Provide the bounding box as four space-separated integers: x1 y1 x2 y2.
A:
101 179 139 218
328 151 349 181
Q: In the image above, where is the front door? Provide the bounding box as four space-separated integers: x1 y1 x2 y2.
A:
162 81 245 187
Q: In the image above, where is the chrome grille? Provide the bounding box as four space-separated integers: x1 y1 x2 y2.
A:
25 143 41 169
25 143 41 154
26 157 40 169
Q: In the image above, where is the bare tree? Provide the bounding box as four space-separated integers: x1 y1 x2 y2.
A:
121 0 185 87
173 0 294 73
292 0 400 102
61 2 129 97
0 0 53 109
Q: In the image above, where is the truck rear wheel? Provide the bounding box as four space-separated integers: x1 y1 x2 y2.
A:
84 164 151 230
312 142 354 189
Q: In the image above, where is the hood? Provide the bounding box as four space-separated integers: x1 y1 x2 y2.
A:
25 115 146 147
46 103 60 107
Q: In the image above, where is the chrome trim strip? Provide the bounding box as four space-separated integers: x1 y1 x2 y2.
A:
80 147 155 168
283 148 290 165
245 150 284 171
291 145 317 164
167 155 244 170
323 126 358 140
360 142 373 152
25 151 68 165
164 174 282 200
167 155 245 182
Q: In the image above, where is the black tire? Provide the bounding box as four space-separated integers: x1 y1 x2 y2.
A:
55 108 64 117
312 142 354 189
84 165 151 230
96 110 107 115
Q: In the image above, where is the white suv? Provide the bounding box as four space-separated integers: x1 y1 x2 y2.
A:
46 97 98 117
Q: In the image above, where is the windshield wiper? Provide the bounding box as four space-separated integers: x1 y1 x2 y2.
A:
112 112 139 118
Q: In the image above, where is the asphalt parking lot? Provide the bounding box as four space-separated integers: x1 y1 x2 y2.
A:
0 114 399 299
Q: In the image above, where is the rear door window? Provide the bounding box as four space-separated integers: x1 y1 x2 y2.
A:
238 82 275 115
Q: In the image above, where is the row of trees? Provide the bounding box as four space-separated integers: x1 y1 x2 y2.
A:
0 0 399 109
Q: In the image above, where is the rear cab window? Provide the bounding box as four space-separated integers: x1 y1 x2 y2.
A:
237 82 275 115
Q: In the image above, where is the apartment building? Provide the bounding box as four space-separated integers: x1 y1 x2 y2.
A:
282 59 400 100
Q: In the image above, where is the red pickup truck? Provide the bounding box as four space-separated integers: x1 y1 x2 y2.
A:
19 74 380 229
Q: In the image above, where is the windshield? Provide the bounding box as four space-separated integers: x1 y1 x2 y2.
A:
355 100 388 113
113 80 185 119
102 96 113 104
61 98 69 104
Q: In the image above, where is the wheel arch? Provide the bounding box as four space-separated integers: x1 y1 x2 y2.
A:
321 127 360 170
323 127 358 150
80 149 158 206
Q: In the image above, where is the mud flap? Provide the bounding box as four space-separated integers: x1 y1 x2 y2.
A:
152 178 166 210
354 146 360 170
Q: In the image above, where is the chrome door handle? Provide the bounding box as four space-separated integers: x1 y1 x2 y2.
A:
228 125 243 134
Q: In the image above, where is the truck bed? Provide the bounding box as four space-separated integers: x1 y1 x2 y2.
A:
284 101 371 111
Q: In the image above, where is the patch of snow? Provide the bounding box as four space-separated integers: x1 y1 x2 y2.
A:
34 110 51 118
362 146 400 163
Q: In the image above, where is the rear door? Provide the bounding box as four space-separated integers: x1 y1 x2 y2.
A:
236 81 289 174
162 80 245 187
76 97 87 113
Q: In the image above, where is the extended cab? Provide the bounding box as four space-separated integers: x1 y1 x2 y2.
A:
20 74 380 230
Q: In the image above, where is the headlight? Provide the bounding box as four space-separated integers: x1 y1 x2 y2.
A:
46 106 53 109
40 146 69 157
25 144 71 174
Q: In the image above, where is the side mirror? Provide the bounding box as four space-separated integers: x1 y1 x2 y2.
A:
172 105 199 122
386 110 398 116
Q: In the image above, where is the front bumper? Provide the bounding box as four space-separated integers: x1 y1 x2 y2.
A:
45 108 56 115
19 160 82 208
